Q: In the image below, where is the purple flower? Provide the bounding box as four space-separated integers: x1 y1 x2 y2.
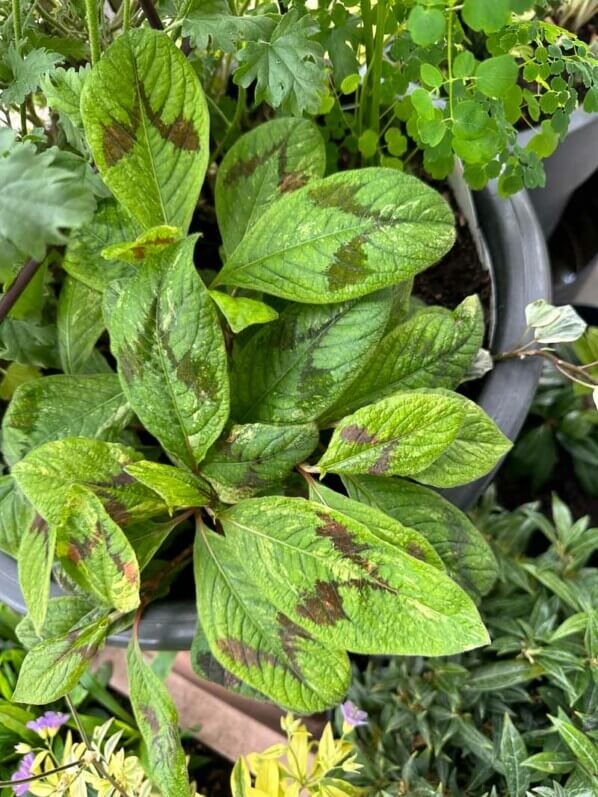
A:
11 752 35 796
341 700 368 727
26 711 69 738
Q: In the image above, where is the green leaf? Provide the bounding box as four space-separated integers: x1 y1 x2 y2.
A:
0 319 58 369
0 362 40 401
500 714 530 797
127 636 190 797
307 480 445 570
465 660 544 691
522 751 576 775
407 6 446 46
230 290 391 423
107 237 229 470
549 713 598 776
182 0 277 53
200 422 319 502
2 374 132 466
462 0 511 33
526 120 559 159
56 486 140 612
81 28 209 232
101 225 183 264
320 389 510 485
0 475 34 557
125 517 182 572
324 296 484 422
234 9 326 116
57 277 105 374
16 595 94 649
18 514 56 633
215 168 455 303
0 142 95 261
476 55 519 99
42 65 90 127
209 291 279 334
12 438 166 526
220 496 489 655
124 461 211 512
194 523 350 712
62 198 141 292
12 613 110 704
342 475 497 600
215 117 326 255
1 45 62 105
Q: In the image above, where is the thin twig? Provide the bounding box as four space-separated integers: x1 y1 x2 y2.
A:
0 759 85 788
0 258 41 323
138 0 163 29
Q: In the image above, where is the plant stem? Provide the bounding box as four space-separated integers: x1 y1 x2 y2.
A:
11 0 27 135
138 0 163 29
0 258 41 323
361 0 375 66
210 85 246 165
0 760 85 788
84 0 101 64
122 0 131 31
369 0 386 139
447 4 455 121
498 347 598 390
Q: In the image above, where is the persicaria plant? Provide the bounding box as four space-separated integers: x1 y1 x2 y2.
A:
1 22 517 797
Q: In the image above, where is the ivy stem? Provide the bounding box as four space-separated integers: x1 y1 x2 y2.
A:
138 0 163 29
122 0 131 31
84 0 101 64
0 258 41 323
11 0 27 135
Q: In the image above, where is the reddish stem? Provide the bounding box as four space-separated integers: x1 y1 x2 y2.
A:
0 258 41 323
138 0 163 29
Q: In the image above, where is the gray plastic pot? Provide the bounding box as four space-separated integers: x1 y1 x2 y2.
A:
518 108 598 239
0 184 551 650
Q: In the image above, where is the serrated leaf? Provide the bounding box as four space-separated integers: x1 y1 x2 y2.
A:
215 117 326 255
500 714 530 796
56 486 140 612
215 168 455 303
107 236 229 470
0 475 34 557
57 277 105 374
341 475 497 600
2 374 132 466
127 636 190 797
12 438 166 526
209 291 279 334
307 480 445 570
18 514 56 633
42 65 90 126
62 198 141 292
12 613 110 704
230 291 391 423
124 461 211 512
16 595 94 649
234 9 326 116
182 0 277 52
200 422 319 502
325 296 484 421
81 29 209 232
0 142 95 261
1 45 62 105
195 523 350 712
220 496 489 656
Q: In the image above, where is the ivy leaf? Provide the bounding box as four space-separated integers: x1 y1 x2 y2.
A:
1 45 62 105
200 422 319 502
182 0 276 52
214 168 455 303
0 475 34 557
81 29 209 232
215 118 326 255
2 374 131 466
320 389 511 486
195 523 350 712
209 291 279 334
234 9 327 116
342 475 497 600
462 0 511 33
307 479 444 571
62 198 141 292
124 461 211 513
500 714 530 797
220 496 489 656
16 595 94 649
230 291 391 423
12 613 110 704
12 438 167 526
57 277 105 374
18 514 56 633
127 636 190 797
107 237 229 470
0 142 95 261
324 296 484 422
56 486 140 612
